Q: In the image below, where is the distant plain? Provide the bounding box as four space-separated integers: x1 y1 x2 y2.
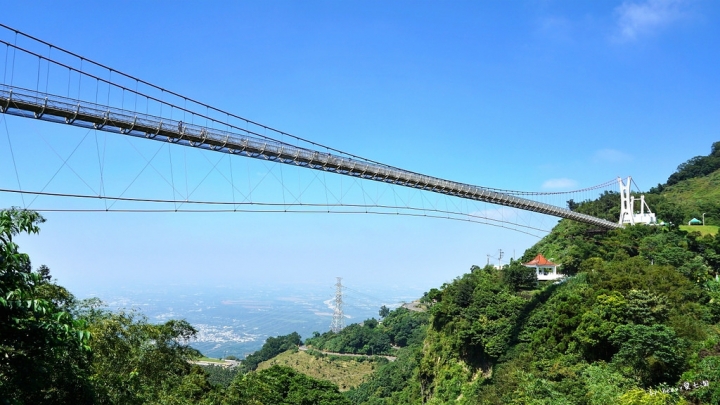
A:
79 282 422 358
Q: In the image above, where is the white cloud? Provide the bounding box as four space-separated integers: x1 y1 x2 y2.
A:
542 178 578 189
614 0 688 41
593 148 632 163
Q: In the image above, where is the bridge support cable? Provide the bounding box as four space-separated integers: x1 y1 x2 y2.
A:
0 23 442 174
0 30 618 199
0 25 619 229
0 87 621 229
1 114 25 207
0 187 549 237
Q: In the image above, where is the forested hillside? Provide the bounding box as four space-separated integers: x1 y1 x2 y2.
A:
2 142 719 404
340 142 720 404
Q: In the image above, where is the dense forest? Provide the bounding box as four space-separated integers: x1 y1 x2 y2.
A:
1 142 719 404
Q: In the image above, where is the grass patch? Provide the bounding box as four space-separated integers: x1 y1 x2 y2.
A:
196 356 226 363
661 169 720 228
257 350 377 391
680 225 719 236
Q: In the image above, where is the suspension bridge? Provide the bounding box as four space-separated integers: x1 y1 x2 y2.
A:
0 24 635 236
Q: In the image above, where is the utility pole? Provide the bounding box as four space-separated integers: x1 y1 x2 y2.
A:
703 213 706 226
330 277 345 333
487 254 490 266
498 249 504 269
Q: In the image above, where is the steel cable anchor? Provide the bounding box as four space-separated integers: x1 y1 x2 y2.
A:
34 97 48 118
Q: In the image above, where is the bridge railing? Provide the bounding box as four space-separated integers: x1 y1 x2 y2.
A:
1 85 621 230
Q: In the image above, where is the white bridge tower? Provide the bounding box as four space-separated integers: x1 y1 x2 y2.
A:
618 176 656 225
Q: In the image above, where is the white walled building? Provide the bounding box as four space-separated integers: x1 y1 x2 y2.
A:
524 254 563 281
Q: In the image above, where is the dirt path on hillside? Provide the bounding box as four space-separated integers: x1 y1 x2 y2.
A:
299 345 396 362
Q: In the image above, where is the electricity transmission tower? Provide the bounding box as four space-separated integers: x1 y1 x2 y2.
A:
330 277 345 333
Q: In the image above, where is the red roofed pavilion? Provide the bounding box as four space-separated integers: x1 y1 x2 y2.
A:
523 254 563 280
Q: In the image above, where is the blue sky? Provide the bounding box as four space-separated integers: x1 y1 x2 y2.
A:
1 0 718 296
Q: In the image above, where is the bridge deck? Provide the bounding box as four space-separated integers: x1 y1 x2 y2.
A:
0 86 621 230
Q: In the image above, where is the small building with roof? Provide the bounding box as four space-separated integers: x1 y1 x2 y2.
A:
688 218 702 225
524 254 563 281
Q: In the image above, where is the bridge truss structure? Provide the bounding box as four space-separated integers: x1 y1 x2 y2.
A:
0 24 622 232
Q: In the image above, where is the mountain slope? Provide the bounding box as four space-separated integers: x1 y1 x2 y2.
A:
342 143 720 405
661 168 720 227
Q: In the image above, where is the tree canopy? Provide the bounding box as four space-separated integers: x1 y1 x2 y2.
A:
0 209 349 404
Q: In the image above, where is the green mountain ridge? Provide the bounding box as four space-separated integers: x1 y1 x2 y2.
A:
337 142 720 404
661 170 720 227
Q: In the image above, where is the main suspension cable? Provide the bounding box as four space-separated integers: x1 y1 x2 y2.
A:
0 187 551 234
0 25 621 199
